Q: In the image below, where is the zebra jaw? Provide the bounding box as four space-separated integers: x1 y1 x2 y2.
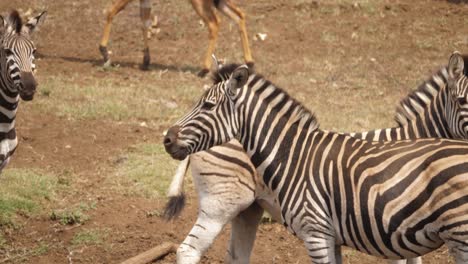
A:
165 145 189 161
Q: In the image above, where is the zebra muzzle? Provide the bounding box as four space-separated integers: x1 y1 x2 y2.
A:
19 72 37 101
163 125 188 160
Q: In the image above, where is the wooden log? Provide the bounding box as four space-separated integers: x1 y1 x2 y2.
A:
120 242 178 264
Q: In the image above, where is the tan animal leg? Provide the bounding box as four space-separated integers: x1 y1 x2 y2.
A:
99 0 134 64
190 0 220 77
216 0 253 67
139 0 152 70
225 202 263 264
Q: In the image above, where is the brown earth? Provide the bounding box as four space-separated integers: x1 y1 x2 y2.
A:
0 0 468 263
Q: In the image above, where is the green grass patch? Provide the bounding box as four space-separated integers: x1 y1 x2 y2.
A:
71 228 107 247
50 201 96 225
50 209 89 226
31 242 49 256
0 168 59 227
112 143 181 199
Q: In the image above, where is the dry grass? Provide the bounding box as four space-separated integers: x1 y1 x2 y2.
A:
109 143 189 199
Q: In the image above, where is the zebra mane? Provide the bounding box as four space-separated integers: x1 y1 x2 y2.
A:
213 63 319 130
394 67 449 126
7 10 23 34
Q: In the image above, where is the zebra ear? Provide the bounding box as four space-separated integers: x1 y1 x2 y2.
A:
448 51 465 79
23 11 47 35
0 16 5 36
227 65 249 97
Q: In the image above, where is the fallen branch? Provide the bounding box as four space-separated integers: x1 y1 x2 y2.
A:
120 242 178 264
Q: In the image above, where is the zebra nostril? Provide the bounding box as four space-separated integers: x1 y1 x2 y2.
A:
164 136 173 146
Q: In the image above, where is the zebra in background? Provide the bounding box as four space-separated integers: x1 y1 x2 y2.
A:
0 10 47 172
355 53 468 141
163 53 467 264
164 55 468 263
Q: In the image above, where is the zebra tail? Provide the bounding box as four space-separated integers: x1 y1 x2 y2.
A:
163 157 190 220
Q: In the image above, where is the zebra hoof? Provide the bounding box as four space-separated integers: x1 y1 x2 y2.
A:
197 68 209 78
98 45 109 63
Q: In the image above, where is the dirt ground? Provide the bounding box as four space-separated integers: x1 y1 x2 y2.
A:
0 0 468 263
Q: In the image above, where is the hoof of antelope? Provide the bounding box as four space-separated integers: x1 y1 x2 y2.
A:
99 45 110 64
246 61 255 70
141 48 150 71
197 68 210 78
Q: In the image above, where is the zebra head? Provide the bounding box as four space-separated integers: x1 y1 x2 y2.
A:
447 51 468 139
164 64 250 160
0 10 46 101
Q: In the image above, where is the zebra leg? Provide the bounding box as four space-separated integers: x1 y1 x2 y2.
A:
216 0 254 67
445 239 468 264
0 157 10 174
387 258 422 264
440 228 468 264
334 245 342 264
225 202 263 264
178 149 257 263
303 237 340 264
190 0 220 77
139 0 151 70
177 211 229 264
99 0 134 65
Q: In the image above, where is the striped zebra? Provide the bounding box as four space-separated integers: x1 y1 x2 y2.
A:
99 0 253 76
162 54 463 264
0 10 46 172
164 54 468 264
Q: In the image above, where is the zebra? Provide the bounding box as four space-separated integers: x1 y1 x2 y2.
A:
162 54 465 264
0 10 47 172
99 0 253 76
164 53 468 264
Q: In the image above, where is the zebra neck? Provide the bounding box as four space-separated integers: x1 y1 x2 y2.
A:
394 67 452 137
0 53 19 138
233 75 320 192
0 53 19 98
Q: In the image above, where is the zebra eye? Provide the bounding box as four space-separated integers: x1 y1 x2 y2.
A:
201 100 216 110
458 97 468 105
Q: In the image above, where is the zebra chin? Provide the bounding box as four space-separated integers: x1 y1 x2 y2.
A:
164 145 189 160
19 91 35 101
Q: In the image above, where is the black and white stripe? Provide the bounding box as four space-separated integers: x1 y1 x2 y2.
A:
165 55 468 264
353 53 468 142
0 10 46 172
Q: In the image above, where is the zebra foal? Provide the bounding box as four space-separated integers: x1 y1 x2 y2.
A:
0 10 46 172
164 57 468 263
